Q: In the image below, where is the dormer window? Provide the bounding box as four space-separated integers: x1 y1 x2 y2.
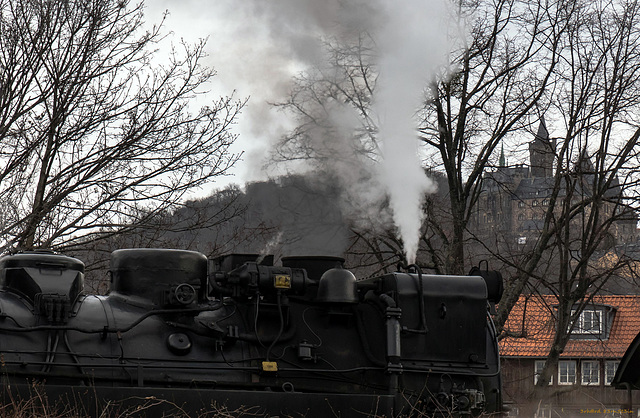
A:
574 309 601 334
569 305 615 340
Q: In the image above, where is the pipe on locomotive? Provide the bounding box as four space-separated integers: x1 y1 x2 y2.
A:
396 262 428 334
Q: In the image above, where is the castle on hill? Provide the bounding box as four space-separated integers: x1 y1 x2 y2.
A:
472 118 639 247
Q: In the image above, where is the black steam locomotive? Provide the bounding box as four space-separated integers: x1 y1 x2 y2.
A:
0 249 503 417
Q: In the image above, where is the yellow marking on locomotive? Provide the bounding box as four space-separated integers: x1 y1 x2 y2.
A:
274 274 291 289
262 361 278 372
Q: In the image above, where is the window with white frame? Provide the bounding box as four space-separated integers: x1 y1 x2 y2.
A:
572 309 602 335
558 360 577 385
605 361 620 385
581 361 600 385
534 360 553 385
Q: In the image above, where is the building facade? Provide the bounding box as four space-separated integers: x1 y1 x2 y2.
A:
499 294 640 416
472 120 639 247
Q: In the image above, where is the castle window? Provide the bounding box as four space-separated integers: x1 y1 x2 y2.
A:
542 199 550 206
533 200 539 207
518 201 525 208
518 214 525 221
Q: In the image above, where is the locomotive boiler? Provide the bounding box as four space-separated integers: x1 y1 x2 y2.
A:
0 249 503 417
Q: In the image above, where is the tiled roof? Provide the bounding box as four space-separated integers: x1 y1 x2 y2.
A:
499 294 640 358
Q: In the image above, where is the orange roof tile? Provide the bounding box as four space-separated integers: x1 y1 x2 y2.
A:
499 294 640 358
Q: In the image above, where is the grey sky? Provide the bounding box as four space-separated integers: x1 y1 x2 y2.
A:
144 0 332 191
144 0 453 262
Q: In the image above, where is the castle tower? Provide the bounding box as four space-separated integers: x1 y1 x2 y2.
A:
529 117 555 178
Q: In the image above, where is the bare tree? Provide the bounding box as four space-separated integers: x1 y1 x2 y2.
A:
272 0 566 274
415 0 571 274
267 7 640 406
0 0 244 251
481 0 640 403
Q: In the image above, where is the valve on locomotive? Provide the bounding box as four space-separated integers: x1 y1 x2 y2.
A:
426 378 487 415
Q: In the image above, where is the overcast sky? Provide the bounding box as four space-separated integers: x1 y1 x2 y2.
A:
143 0 453 262
144 0 320 192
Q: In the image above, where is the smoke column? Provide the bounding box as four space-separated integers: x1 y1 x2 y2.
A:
206 0 455 263
372 2 448 263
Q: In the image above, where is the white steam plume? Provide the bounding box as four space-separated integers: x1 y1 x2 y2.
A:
204 0 455 263
372 2 448 263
